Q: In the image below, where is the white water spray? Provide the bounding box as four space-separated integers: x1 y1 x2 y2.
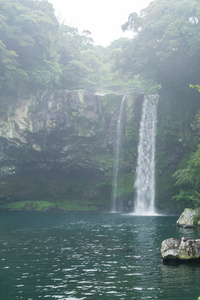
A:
111 95 126 213
134 95 158 215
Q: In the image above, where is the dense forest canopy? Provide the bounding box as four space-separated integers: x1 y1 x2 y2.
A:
0 0 113 95
119 0 200 89
1 0 200 210
1 0 199 96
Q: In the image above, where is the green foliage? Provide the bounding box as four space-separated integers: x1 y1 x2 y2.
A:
0 199 99 211
0 0 167 97
190 84 200 93
192 209 200 227
125 125 137 142
0 0 61 94
117 173 135 198
101 94 122 110
1 0 200 98
1 0 200 214
117 0 200 211
173 146 200 208
91 152 113 171
0 200 53 211
0 39 29 91
0 0 119 97
118 0 200 93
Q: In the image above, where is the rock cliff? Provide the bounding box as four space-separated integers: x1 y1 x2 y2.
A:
0 90 142 211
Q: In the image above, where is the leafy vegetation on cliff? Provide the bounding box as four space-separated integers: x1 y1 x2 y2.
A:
173 87 200 209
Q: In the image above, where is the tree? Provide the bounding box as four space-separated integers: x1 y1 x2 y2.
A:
173 83 200 208
81 30 94 44
120 0 200 90
173 146 200 208
0 0 61 94
0 39 29 92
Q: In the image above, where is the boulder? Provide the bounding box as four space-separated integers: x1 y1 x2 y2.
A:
176 208 196 228
161 237 200 262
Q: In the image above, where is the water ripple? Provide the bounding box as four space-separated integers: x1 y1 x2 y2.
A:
0 213 200 299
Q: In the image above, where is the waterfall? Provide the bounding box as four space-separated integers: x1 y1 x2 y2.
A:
134 95 158 215
111 95 126 213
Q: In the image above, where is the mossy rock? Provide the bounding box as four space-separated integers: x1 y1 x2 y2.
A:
0 199 102 212
0 200 54 212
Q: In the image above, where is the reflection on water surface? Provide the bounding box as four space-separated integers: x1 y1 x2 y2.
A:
0 212 200 299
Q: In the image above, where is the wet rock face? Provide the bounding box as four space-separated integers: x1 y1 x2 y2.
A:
0 90 107 202
161 237 200 262
0 90 108 173
0 90 140 206
0 90 101 147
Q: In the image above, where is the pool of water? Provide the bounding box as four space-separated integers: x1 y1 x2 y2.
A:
0 212 200 299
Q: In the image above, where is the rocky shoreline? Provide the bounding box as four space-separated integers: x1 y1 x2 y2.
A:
161 237 200 263
161 208 200 263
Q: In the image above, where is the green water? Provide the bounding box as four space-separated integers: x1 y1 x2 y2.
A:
0 212 200 299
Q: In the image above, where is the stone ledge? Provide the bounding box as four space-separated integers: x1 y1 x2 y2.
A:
161 237 200 263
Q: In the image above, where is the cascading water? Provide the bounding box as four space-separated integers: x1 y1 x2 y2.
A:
134 95 158 215
111 95 126 213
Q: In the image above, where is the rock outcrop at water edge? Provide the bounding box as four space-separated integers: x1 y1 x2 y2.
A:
176 208 200 228
161 237 200 262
